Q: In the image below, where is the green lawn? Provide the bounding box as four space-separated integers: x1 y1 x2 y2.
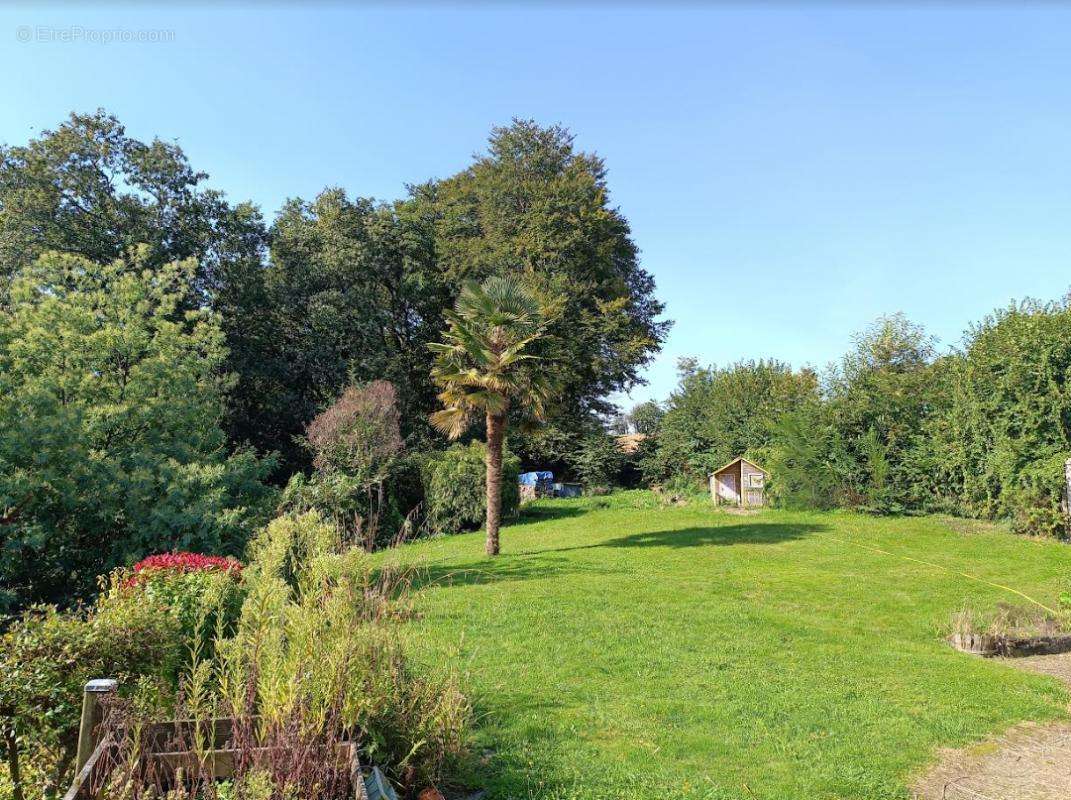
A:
383 492 1070 800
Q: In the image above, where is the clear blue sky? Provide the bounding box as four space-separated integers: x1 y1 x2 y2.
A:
4 4 1071 408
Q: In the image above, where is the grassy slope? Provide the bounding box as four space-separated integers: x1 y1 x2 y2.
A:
383 493 1070 800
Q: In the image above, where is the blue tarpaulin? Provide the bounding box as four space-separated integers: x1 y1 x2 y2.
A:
519 471 554 486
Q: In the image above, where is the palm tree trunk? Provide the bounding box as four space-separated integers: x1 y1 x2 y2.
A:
485 412 506 556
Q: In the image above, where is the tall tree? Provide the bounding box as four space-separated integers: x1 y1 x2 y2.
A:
259 189 449 471
0 110 279 468
429 277 558 555
645 357 818 484
406 120 669 467
0 110 266 305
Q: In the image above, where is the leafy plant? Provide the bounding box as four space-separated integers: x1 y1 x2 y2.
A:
0 601 182 799
95 512 473 799
0 250 276 612
421 443 520 536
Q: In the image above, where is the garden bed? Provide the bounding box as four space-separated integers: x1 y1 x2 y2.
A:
949 631 1071 658
948 603 1071 658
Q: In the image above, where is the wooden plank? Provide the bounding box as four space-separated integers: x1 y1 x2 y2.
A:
62 736 113 800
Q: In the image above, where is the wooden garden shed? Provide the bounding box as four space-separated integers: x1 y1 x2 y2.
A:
710 457 768 508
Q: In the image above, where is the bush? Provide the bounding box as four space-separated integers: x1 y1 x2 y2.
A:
0 600 182 799
280 461 423 550
0 251 277 613
94 513 473 799
421 442 520 535
306 381 404 485
572 430 627 490
99 553 246 661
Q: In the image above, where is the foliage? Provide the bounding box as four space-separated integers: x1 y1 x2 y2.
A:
409 120 670 460
0 111 275 476
429 276 557 554
0 111 669 487
255 191 450 471
0 110 266 305
306 381 404 482
644 357 818 484
92 513 472 799
626 400 664 436
0 251 275 612
821 314 943 513
428 277 558 439
284 381 418 550
0 601 182 799
100 553 246 661
279 468 419 551
421 443 520 535
571 429 627 489
764 403 849 510
931 298 1071 536
762 306 1071 533
949 602 1069 641
223 513 471 789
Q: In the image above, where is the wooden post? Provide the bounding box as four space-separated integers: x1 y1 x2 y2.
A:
1064 458 1071 516
74 680 117 776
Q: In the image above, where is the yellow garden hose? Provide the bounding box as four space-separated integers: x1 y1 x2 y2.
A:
828 535 1061 616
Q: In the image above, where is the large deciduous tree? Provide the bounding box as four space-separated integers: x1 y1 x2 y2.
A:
406 120 670 468
429 277 558 555
0 110 280 472
256 190 449 471
0 250 275 611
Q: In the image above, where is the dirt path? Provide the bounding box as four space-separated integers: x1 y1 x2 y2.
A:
912 653 1071 799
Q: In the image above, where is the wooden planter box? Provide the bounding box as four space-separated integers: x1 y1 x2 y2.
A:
64 681 396 800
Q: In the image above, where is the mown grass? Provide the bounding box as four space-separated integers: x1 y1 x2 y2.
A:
381 492 1070 799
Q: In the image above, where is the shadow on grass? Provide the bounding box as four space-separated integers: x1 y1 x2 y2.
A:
411 553 614 591
511 503 587 527
412 522 825 592
531 521 827 554
605 522 826 549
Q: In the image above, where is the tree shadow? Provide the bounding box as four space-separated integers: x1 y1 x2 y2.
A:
531 521 827 554
411 522 826 592
410 552 613 592
605 521 826 548
511 503 587 527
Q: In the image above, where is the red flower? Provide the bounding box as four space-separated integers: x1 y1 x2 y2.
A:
124 552 242 587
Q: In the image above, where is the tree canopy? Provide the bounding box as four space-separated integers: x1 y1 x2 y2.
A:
0 251 275 611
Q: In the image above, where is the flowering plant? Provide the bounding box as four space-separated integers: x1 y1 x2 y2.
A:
125 552 242 586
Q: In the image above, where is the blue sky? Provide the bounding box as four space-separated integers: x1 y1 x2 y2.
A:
3 4 1071 408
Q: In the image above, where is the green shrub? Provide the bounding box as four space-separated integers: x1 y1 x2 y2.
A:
92 513 473 798
280 460 423 550
421 442 520 535
0 600 181 799
97 554 246 663
572 430 627 490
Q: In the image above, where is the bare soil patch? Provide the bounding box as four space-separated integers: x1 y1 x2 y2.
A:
912 653 1071 799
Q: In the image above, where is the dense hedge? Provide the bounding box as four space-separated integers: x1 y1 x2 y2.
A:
421 442 520 535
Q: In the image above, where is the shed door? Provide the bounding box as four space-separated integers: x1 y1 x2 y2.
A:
718 473 738 503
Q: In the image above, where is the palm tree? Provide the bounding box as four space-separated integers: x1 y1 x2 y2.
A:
429 276 558 556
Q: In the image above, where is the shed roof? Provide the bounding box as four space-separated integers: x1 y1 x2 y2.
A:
710 456 769 477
